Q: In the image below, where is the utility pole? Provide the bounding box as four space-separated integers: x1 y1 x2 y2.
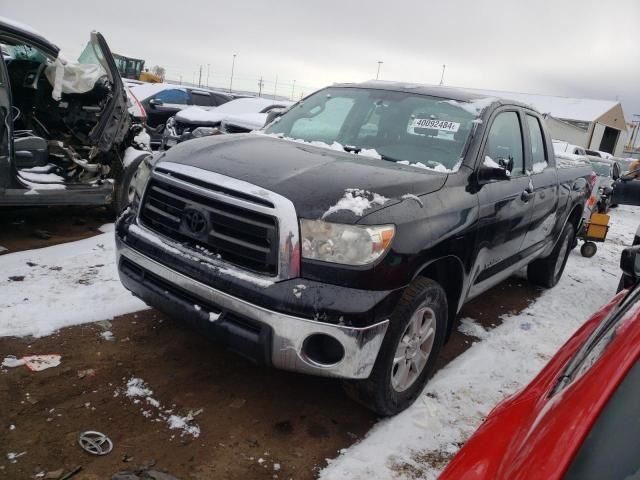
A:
198 65 202 87
376 61 383 80
274 75 278 99
192 72 195 85
439 64 446 86
229 54 237 93
291 80 296 101
179 75 182 85
258 76 264 97
207 64 210 88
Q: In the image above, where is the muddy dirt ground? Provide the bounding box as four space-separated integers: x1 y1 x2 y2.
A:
0 207 541 479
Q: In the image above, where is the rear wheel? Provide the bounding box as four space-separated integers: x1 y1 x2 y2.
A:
342 277 447 416
528 222 575 288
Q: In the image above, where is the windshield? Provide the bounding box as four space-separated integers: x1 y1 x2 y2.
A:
591 162 611 177
264 87 479 171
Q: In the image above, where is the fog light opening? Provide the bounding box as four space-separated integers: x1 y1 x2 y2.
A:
302 333 345 367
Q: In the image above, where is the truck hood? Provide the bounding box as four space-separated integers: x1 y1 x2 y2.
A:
154 134 448 221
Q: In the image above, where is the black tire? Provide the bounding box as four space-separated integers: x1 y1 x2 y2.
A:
112 154 146 215
580 241 597 258
527 222 575 288
342 277 448 416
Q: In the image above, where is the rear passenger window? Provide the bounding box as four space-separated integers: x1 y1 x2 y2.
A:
154 89 190 105
191 92 212 107
526 114 547 171
486 112 524 175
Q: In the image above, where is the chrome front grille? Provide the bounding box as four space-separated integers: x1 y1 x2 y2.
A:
137 162 300 281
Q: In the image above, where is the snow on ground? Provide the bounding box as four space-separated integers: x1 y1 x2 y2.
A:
116 377 201 438
320 206 638 480
0 226 147 338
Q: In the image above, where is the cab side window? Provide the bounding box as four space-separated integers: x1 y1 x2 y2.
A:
486 112 524 176
526 114 547 170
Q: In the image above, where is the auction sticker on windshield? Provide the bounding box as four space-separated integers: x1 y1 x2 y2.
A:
411 119 460 132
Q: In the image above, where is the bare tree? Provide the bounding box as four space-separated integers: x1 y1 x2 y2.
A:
151 65 166 81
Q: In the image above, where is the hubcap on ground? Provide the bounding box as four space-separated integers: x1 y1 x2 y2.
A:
391 305 437 393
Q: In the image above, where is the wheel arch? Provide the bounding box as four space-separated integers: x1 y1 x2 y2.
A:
413 255 465 341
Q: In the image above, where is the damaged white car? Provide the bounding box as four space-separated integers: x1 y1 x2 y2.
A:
0 17 150 212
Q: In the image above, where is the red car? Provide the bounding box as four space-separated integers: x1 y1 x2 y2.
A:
440 247 640 480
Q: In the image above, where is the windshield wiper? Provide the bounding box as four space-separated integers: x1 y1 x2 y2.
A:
343 145 362 154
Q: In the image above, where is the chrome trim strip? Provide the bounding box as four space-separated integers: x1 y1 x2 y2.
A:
118 242 389 379
138 161 300 281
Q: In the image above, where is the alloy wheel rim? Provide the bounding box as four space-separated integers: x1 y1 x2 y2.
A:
391 305 437 393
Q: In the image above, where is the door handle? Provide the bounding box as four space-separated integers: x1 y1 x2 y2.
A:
521 189 534 202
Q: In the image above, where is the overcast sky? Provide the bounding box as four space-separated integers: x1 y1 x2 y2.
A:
3 0 639 120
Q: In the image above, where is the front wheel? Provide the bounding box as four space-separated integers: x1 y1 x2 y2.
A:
342 277 448 416
527 222 575 288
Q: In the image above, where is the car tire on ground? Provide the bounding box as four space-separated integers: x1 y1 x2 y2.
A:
342 277 448 416
527 222 575 289
580 241 597 258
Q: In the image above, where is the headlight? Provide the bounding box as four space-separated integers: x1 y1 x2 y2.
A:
300 219 395 266
192 126 219 138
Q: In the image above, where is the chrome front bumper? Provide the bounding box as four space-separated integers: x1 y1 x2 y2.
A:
117 242 389 379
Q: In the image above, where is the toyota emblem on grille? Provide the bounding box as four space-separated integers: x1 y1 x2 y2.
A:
183 208 208 235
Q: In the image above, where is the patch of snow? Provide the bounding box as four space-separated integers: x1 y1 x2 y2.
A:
441 97 497 115
320 205 639 480
483 155 501 169
457 318 489 340
18 171 65 183
119 377 200 438
19 165 54 174
396 160 452 173
400 194 424 207
293 284 307 299
532 161 548 173
209 312 221 322
0 232 147 338
177 98 293 125
98 223 114 233
322 189 389 219
258 132 382 160
123 146 149 168
6 451 27 463
167 414 201 438
2 356 26 368
100 331 114 341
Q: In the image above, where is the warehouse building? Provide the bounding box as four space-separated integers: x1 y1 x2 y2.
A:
469 88 628 156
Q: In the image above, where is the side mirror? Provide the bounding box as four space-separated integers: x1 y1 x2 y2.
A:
149 98 164 107
478 156 513 183
265 109 284 126
478 166 511 182
620 246 640 280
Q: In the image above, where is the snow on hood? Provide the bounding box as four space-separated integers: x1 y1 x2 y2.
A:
176 98 293 125
223 112 268 131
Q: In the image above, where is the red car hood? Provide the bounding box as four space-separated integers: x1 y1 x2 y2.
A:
440 290 640 480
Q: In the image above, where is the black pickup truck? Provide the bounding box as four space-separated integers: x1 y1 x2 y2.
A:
115 81 592 415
